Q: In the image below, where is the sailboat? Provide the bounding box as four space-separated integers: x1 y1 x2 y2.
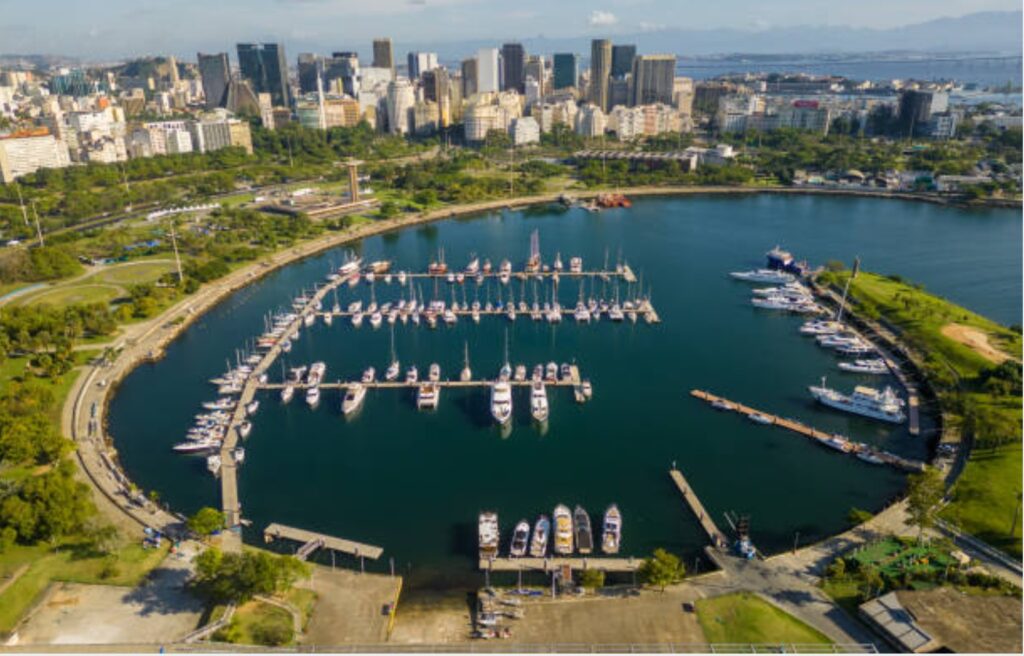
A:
460 342 472 381
385 325 400 381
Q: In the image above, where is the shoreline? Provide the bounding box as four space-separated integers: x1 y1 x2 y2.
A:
65 184 989 541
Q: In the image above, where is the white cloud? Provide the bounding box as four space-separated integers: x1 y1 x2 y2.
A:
638 21 665 32
588 10 618 27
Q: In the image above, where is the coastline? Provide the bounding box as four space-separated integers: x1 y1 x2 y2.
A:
65 184 998 539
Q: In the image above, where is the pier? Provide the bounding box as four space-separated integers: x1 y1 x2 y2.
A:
393 263 638 284
315 300 661 324
257 375 584 391
479 557 641 573
263 523 384 560
669 468 729 550
689 390 926 472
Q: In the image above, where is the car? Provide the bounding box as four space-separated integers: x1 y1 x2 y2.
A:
682 602 695 613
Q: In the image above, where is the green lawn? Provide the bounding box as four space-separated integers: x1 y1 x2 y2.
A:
215 598 294 647
88 260 176 286
695 593 832 645
14 283 126 309
0 540 169 635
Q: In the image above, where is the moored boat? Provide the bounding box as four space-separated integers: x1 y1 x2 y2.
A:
553 505 573 555
510 519 530 557
479 511 499 560
342 383 366 416
602 505 622 554
529 515 550 557
573 505 593 554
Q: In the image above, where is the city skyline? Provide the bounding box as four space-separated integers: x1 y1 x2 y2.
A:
0 2 1020 60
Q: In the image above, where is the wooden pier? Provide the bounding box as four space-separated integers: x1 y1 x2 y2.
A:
689 390 926 472
669 468 729 550
391 263 638 284
257 377 583 391
479 556 641 573
264 522 383 560
315 303 660 324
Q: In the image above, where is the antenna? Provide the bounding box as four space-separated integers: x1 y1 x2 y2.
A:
169 221 183 282
14 183 29 227
31 201 44 246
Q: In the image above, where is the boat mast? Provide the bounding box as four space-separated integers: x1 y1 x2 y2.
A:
836 257 858 324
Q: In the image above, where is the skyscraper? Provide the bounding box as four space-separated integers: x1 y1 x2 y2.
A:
461 58 478 98
501 43 526 93
552 53 579 90
477 48 500 94
589 39 612 111
524 55 545 97
407 52 438 80
236 43 290 107
422 67 451 127
197 52 230 109
611 44 636 79
630 55 676 106
373 38 395 73
326 52 360 97
297 53 323 95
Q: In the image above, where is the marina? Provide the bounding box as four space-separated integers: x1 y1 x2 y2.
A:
669 468 729 550
263 522 384 560
478 556 641 573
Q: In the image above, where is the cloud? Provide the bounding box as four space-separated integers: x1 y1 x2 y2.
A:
638 21 665 32
588 10 618 27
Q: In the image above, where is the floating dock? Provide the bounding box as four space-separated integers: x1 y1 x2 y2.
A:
316 302 660 324
689 390 925 472
669 468 729 550
479 557 641 572
258 369 586 392
263 523 383 560
392 263 638 284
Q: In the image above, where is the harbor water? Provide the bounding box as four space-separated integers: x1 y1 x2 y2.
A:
108 194 1021 589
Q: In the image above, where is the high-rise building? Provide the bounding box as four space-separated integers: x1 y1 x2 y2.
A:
406 52 438 80
373 38 395 73
386 78 415 135
297 53 324 95
477 48 500 94
237 43 290 107
0 130 71 183
197 52 230 109
611 44 636 79
552 53 579 90
461 58 478 98
589 40 612 111
631 55 676 106
524 55 545 97
501 43 526 93
898 90 947 137
422 68 451 127
325 52 360 97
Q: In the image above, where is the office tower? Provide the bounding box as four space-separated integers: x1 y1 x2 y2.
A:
326 52 360 97
501 43 526 92
167 55 180 84
589 39 612 110
524 55 545 97
197 52 230 109
373 38 395 72
898 90 947 136
386 78 415 134
407 52 438 80
611 44 636 79
237 43 290 107
552 53 579 90
461 58 478 98
297 53 324 95
477 48 500 94
422 67 451 127
631 54 676 106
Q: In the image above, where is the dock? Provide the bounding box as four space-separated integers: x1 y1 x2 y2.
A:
257 377 583 391
316 302 660 324
263 523 384 560
392 263 637 284
669 468 729 550
479 557 640 572
689 390 926 472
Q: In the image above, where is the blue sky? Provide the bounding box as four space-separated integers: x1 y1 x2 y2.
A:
0 0 1019 59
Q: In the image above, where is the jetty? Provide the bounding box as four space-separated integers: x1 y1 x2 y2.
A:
669 468 729 550
397 263 638 284
479 557 640 573
689 390 926 472
263 523 383 560
257 374 585 392
316 300 660 324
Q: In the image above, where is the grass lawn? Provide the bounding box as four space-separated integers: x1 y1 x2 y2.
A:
216 598 294 647
88 260 175 286
14 283 126 309
820 578 864 617
0 540 169 635
695 593 832 645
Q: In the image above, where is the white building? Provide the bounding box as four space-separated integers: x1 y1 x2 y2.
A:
575 104 606 137
0 132 71 182
511 117 540 145
476 48 500 94
386 78 416 135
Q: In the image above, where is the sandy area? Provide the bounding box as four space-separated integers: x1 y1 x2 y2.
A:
897 588 1022 653
299 567 402 645
941 323 1014 363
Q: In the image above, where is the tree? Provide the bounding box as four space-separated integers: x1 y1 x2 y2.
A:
187 507 226 536
192 547 310 604
578 569 606 589
905 467 945 541
637 548 686 591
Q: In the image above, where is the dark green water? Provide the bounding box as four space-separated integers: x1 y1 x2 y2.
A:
108 194 1020 589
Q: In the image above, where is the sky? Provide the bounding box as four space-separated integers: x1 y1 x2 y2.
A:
0 0 1020 60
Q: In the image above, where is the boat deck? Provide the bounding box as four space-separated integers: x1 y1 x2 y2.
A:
669 468 729 550
479 557 641 572
689 390 925 472
264 522 383 560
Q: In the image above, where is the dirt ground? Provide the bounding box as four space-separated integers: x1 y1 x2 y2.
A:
388 590 473 644
299 567 402 645
897 588 1022 653
940 323 1014 363
11 549 204 646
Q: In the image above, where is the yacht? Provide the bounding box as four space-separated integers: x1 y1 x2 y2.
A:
553 505 573 555
238 421 252 438
202 398 235 411
838 359 889 374
307 362 327 386
428 363 441 382
711 399 733 411
460 343 472 381
602 505 622 555
305 386 321 407
405 365 419 384
730 269 796 284
529 515 550 557
466 256 480 275
398 271 407 286
569 256 583 273
206 454 222 476
751 295 820 313
545 362 558 381
581 380 593 400
369 311 383 328
809 378 906 423
800 320 844 336
342 383 366 416
362 366 376 383
323 312 333 326
532 364 544 382
233 447 245 464
280 384 295 404
510 520 530 557
490 381 513 425
514 365 527 382
530 381 549 422
245 400 260 416
574 506 594 554
351 311 364 327
173 439 220 453
479 511 499 560
416 382 440 410
748 412 773 425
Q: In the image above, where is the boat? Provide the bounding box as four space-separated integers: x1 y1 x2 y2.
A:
460 342 472 381
280 384 295 404
545 362 558 381
362 366 376 383
510 519 530 557
172 439 220 453
530 381 549 422
581 380 593 400
838 359 889 375
238 421 252 438
386 326 400 380
800 320 844 335
490 381 513 425
323 312 333 326
560 363 572 381
479 511 499 560
428 363 441 382
206 454 222 476
305 386 321 407
729 269 796 284
233 447 245 464
514 365 527 382
416 382 440 409
245 400 259 416
748 412 773 425
405 365 419 384
573 506 593 554
529 515 550 557
466 256 480 275
569 257 583 273
602 505 622 554
856 451 885 465
342 383 366 416
809 378 906 423
307 362 327 386
369 311 383 328
428 248 448 275
351 311 364 327
751 295 821 313
398 271 407 285
553 505 573 555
